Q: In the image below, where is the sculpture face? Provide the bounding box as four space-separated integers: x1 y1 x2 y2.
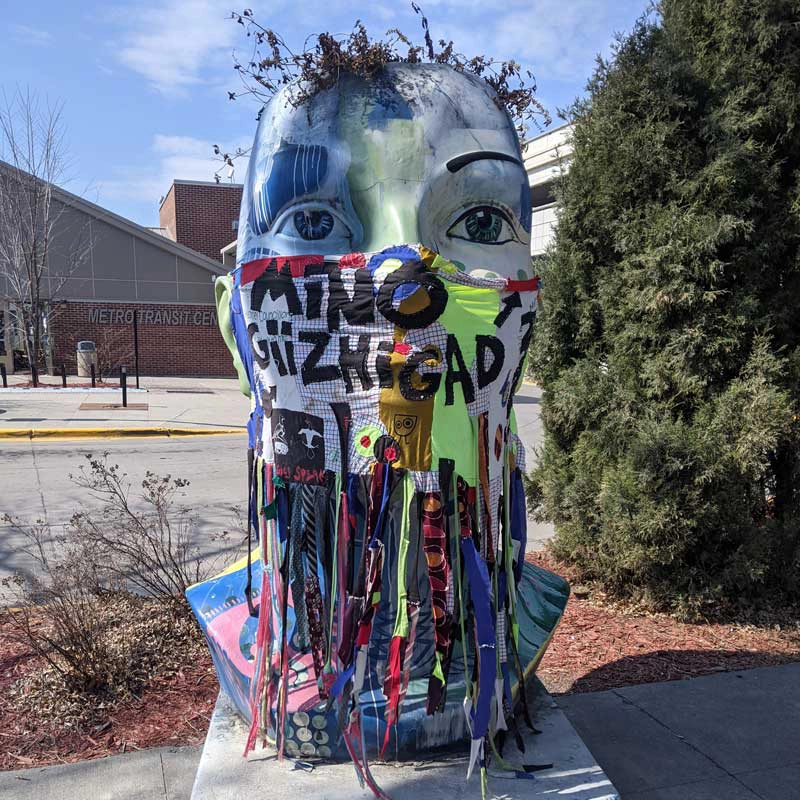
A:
236 63 532 280
194 64 568 790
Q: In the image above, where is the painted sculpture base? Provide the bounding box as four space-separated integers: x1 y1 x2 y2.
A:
191 683 619 800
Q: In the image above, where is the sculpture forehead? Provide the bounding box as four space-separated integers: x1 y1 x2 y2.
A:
254 63 521 170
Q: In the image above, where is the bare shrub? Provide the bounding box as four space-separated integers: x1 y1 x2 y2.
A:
1 514 210 727
1 456 243 725
67 454 231 607
2 516 136 695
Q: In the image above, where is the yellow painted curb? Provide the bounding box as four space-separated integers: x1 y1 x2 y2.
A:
0 427 246 440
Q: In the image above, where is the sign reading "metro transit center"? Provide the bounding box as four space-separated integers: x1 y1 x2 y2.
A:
87 308 218 326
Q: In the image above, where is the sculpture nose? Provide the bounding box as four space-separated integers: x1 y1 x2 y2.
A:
357 181 422 252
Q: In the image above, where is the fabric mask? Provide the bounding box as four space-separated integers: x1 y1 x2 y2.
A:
187 243 569 795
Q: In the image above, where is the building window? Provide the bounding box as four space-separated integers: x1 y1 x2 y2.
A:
530 181 556 208
531 203 558 256
231 220 239 231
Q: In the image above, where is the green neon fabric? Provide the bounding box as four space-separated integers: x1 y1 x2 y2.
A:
430 282 500 486
391 472 414 639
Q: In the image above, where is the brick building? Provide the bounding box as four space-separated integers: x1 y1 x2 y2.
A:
0 164 236 378
158 180 243 262
51 301 231 377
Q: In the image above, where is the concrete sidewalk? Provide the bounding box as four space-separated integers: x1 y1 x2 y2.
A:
0 376 250 432
558 662 800 799
3 662 798 798
0 746 200 800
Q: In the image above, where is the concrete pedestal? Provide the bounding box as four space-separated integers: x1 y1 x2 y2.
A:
191 682 619 800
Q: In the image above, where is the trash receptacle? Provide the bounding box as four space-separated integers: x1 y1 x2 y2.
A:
76 340 97 378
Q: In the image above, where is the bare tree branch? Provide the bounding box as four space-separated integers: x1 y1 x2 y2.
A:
0 88 91 375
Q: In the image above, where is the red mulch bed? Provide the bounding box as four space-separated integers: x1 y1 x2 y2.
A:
527 552 800 695
0 614 217 771
3 556 800 769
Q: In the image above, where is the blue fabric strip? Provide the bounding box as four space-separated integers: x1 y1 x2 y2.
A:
330 663 356 698
510 469 527 585
230 268 260 450
277 485 289 544
460 536 496 739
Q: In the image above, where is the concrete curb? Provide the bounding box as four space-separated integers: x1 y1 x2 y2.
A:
0 387 148 394
0 427 246 440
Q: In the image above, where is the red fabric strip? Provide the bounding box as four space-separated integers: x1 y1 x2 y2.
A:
355 620 372 647
382 636 404 732
505 276 540 293
422 492 452 660
240 255 326 285
243 567 271 756
339 251 367 269
240 258 270 285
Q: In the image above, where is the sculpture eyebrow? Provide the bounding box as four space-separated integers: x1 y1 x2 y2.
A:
446 151 523 173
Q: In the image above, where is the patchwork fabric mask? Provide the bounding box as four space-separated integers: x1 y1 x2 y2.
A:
187 244 569 797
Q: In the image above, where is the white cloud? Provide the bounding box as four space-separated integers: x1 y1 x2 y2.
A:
98 0 644 212
115 0 237 94
111 0 641 103
98 133 250 210
11 23 54 47
421 0 642 84
110 0 645 98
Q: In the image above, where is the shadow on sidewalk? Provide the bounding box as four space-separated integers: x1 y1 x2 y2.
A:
560 648 800 695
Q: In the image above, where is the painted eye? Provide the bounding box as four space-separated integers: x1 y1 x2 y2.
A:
294 209 334 240
447 205 519 246
273 205 354 248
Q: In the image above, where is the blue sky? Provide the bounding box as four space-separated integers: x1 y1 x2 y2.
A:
1 0 648 228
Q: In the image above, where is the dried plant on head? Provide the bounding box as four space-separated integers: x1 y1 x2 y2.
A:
228 5 550 135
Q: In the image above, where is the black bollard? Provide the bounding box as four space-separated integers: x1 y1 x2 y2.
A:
0 363 6 388
90 363 96 388
133 310 140 389
121 366 127 408
61 363 67 388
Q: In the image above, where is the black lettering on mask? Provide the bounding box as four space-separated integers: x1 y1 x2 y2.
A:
475 335 504 389
269 340 288 376
282 320 297 375
507 310 537 411
375 260 448 329
375 341 395 388
327 266 375 330
519 310 536 353
250 259 302 315
494 292 522 328
303 262 327 320
299 330 340 385
247 322 270 369
339 334 373 393
399 347 442 401
444 334 475 406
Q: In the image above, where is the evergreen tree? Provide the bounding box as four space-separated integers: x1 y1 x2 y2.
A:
530 0 800 616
